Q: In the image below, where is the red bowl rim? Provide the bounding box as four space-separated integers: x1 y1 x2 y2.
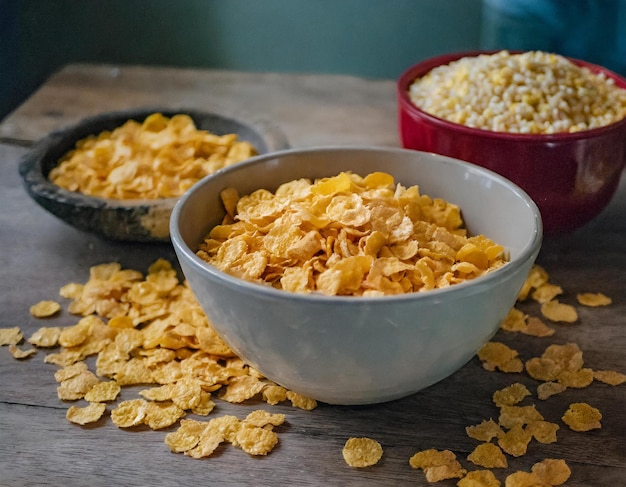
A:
397 49 626 141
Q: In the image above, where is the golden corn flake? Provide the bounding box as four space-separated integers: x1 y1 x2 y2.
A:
503 471 544 487
84 381 121 402
0 327 23 346
517 264 549 301
28 326 62 347
165 419 208 453
235 423 279 456
531 458 571 485
593 369 626 386
8 344 37 359
342 437 384 468
530 283 563 304
57 369 100 401
521 316 554 338
498 405 543 429
457 470 501 487
536 381 567 401
243 410 286 428
409 448 467 482
477 342 523 373
262 384 289 405
286 390 318 411
576 292 612 307
540 300 578 323
144 401 185 430
49 113 257 200
66 402 107 425
59 282 84 299
497 424 532 457
409 448 457 470
492 383 531 407
499 308 527 332
467 442 508 468
197 171 508 296
111 399 148 428
557 368 594 388
466 419 504 442
526 420 559 444
562 402 602 432
30 300 61 318
219 375 265 403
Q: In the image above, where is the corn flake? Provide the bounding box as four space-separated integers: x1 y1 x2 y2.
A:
466 419 504 442
0 327 23 346
593 369 626 386
66 402 107 425
531 458 571 485
492 383 531 407
467 443 508 468
28 326 62 347
342 437 384 468
503 471 544 487
576 292 612 307
562 402 602 432
457 470 501 487
536 381 567 401
497 424 532 457
30 300 61 318
540 300 578 323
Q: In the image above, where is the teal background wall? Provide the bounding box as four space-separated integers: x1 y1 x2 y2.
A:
1 0 484 120
2 0 626 121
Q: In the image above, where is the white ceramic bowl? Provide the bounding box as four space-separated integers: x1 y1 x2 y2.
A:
170 147 542 405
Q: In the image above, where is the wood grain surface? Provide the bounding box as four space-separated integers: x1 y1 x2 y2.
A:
0 65 624 487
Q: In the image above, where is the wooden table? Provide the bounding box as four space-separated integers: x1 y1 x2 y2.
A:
0 64 624 487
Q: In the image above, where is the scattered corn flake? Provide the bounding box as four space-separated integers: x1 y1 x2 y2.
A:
521 317 554 337
498 405 543 429
526 420 559 444
425 461 467 483
492 383 531 407
57 369 100 401
111 399 148 428
29 300 61 318
576 292 612 307
84 381 121 402
497 424 532 457
466 419 504 442
186 423 227 459
165 419 207 453
557 368 594 388
262 384 289 405
8 344 37 359
540 300 578 323
235 423 279 456
219 375 265 403
409 449 457 470
66 402 107 425
457 469 501 487
503 471 544 487
562 403 602 432
477 342 521 373
144 401 185 430
190 391 216 416
59 282 84 299
342 437 384 468
593 369 626 386
28 326 61 347
500 308 527 332
243 410 286 428
54 362 89 382
286 390 318 410
536 382 567 401
0 327 23 346
531 458 571 485
467 443 508 469
531 283 563 304
517 265 549 301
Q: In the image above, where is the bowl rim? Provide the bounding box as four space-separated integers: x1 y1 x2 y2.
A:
397 49 626 141
18 106 290 210
170 145 543 304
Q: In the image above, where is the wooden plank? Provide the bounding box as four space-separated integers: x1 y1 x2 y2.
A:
0 64 399 149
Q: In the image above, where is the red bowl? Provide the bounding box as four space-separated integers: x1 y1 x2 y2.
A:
397 51 626 235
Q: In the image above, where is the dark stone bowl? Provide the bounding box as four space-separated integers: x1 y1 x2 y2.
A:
18 107 289 242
